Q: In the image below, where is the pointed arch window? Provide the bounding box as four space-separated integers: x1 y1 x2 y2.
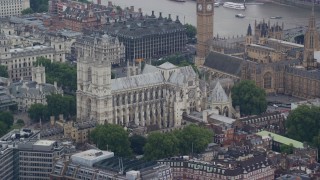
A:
263 72 272 89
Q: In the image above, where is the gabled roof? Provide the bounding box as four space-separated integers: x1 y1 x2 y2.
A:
211 81 229 103
204 51 244 77
142 64 158 74
158 62 177 70
168 66 196 86
111 72 164 91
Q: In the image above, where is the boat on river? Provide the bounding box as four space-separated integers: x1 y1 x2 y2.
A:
270 16 282 19
170 0 186 2
235 13 245 18
223 2 246 10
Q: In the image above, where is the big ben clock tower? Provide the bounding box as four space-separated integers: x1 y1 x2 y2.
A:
195 0 214 66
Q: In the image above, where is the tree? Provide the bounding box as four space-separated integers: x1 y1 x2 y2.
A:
0 121 8 137
176 124 213 154
90 124 132 157
16 119 25 126
231 80 267 115
286 105 320 142
144 132 179 160
46 94 76 119
0 65 8 78
0 111 14 127
0 111 13 136
184 24 197 43
30 0 48 13
35 57 77 93
28 103 48 122
280 143 294 154
129 135 147 155
21 8 34 15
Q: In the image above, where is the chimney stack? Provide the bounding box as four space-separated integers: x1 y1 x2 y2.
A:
54 81 57 89
108 1 112 7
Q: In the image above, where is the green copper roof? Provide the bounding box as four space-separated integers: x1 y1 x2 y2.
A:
256 130 304 148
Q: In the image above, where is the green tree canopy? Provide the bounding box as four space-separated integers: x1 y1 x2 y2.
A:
30 0 48 13
35 57 77 93
0 111 14 136
280 143 294 154
184 24 197 43
143 124 213 160
0 111 14 127
16 119 25 126
21 8 34 15
46 94 76 119
129 135 147 155
90 124 132 157
176 124 213 154
144 132 179 161
231 80 267 115
0 121 8 137
0 65 8 78
28 103 48 122
286 105 320 142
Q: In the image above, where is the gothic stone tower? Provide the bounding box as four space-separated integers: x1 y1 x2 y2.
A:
303 5 319 69
195 0 214 66
245 24 253 45
76 45 113 124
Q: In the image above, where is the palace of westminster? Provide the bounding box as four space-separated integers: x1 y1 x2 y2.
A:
0 0 320 131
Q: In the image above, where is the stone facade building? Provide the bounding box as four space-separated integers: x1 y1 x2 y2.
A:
76 47 202 128
0 29 66 82
8 65 63 111
0 0 30 18
101 11 187 62
63 120 96 143
74 34 125 65
202 7 320 99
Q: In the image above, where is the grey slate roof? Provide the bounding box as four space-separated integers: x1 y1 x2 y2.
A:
204 51 244 77
111 72 164 91
9 81 58 98
168 66 197 86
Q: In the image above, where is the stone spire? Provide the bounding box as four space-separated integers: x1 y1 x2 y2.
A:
247 24 252 36
303 2 319 69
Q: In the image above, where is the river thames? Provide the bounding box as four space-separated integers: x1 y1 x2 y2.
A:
94 0 320 37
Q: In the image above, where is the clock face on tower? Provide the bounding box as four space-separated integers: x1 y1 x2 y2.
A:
198 4 203 11
207 4 212 11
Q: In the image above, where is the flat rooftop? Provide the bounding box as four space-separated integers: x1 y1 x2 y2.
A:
34 140 56 146
72 149 114 161
94 156 157 174
9 45 52 53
